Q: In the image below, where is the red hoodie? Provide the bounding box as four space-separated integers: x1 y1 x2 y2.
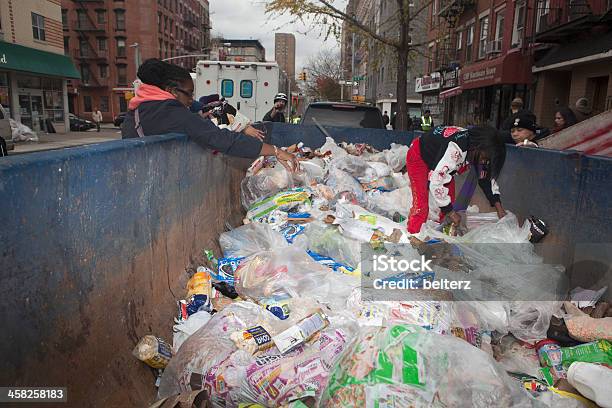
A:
128 83 176 111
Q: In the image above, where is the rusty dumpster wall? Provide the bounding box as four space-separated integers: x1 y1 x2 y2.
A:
0 134 248 407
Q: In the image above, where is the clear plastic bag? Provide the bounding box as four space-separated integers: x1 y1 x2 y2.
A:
238 314 359 407
158 301 272 399
219 223 288 258
325 167 367 205
293 221 362 268
172 311 213 352
234 247 360 312
384 143 409 172
319 137 348 158
508 301 564 343
322 325 537 408
240 165 294 210
330 155 378 183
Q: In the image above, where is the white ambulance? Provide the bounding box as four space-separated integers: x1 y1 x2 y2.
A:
193 61 290 122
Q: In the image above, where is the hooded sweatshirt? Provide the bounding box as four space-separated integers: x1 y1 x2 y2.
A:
121 83 262 159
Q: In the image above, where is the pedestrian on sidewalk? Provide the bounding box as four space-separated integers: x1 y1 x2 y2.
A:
382 111 390 127
92 107 103 132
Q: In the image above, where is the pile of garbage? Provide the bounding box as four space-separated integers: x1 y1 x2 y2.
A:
134 139 612 408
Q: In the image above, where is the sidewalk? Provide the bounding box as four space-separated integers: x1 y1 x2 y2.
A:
9 124 122 155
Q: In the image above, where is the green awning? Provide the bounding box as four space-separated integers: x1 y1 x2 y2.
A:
0 41 80 79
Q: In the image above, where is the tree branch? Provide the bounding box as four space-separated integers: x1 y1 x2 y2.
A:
315 0 399 48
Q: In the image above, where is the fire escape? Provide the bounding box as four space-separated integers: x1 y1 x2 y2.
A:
436 0 476 70
531 0 601 43
72 0 108 88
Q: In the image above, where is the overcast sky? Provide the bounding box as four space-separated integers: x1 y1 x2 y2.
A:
209 0 347 71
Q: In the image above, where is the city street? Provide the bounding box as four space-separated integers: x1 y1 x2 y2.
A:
9 125 121 155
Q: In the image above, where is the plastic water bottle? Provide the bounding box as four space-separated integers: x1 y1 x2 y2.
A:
566 362 612 408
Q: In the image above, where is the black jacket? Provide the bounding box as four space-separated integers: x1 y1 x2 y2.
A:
263 109 285 123
419 126 501 213
121 99 262 159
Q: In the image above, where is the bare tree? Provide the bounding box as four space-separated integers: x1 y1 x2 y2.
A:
302 49 343 101
266 0 432 130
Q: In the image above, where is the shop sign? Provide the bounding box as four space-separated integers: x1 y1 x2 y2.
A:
422 94 442 115
415 72 441 92
0 54 7 64
462 66 497 85
441 68 459 89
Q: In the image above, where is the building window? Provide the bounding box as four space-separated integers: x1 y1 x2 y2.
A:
64 37 69 54
81 66 91 86
512 1 526 47
536 0 550 33
117 65 127 85
428 44 434 72
97 37 107 52
115 10 126 31
116 38 126 57
83 95 93 112
466 23 474 62
79 39 89 57
495 10 505 49
240 80 253 98
221 79 234 98
32 13 46 41
158 13 162 32
77 10 87 28
100 96 109 112
119 95 127 112
478 16 489 60
99 64 108 78
61 9 68 28
97 10 106 24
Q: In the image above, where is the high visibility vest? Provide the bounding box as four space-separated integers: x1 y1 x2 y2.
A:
421 116 433 131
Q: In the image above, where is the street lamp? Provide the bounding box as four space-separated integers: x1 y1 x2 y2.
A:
129 43 141 69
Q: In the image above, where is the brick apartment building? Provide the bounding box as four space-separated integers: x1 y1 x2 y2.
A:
210 38 266 62
274 32 295 89
531 0 612 128
62 0 210 121
340 0 426 116
0 0 79 133
420 0 538 127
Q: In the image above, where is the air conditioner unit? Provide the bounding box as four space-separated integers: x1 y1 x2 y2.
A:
486 39 502 54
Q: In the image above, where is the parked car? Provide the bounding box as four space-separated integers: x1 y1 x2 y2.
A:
69 114 96 132
114 112 127 127
301 102 385 129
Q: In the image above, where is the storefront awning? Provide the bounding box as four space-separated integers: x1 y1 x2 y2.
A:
460 52 532 90
0 41 80 79
439 86 462 99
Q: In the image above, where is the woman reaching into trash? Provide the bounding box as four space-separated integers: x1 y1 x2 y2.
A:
122 59 298 171
406 125 507 234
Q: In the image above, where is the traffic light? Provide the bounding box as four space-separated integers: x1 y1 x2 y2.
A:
298 72 307 81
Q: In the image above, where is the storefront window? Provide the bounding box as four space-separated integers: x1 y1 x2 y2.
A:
17 74 42 89
0 71 11 118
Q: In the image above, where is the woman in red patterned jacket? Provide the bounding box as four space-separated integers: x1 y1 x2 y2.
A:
406 125 507 234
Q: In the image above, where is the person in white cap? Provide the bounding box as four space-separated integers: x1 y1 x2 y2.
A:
263 93 288 123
